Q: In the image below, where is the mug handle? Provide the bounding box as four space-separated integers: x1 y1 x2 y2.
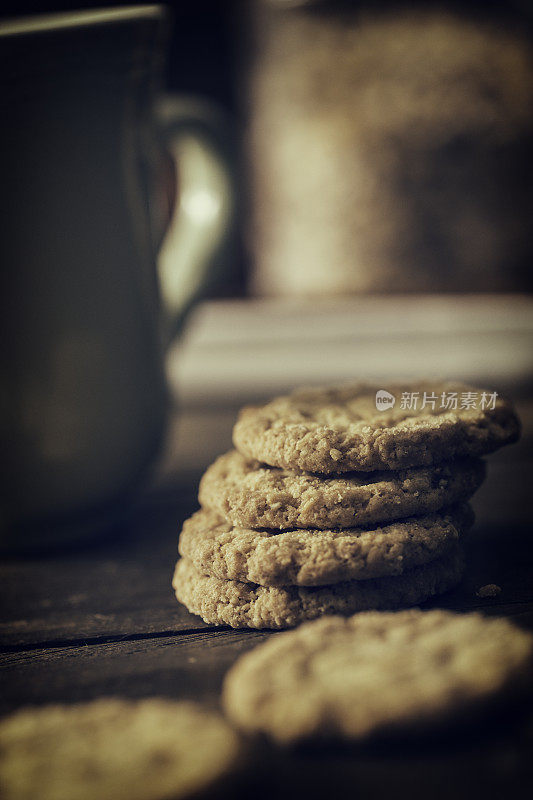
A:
154 95 237 343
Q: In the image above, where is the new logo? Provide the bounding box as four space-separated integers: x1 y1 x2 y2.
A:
375 390 396 411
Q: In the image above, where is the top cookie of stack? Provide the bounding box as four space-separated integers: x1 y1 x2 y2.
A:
173 381 519 629
232 381 520 474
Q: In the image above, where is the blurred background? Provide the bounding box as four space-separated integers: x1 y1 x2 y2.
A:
2 0 533 540
6 0 533 293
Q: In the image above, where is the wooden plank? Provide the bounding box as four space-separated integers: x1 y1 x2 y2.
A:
0 492 207 647
1 428 532 650
0 628 269 714
1 628 532 800
1 521 532 713
2 514 532 649
1 507 532 800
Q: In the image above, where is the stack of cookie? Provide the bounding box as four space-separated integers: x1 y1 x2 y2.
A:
173 382 519 629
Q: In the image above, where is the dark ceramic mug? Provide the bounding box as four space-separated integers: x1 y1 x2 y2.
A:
0 6 235 546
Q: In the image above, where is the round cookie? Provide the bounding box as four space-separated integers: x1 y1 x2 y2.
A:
179 505 473 587
223 609 533 744
173 547 465 629
232 382 520 473
0 698 241 800
199 449 485 529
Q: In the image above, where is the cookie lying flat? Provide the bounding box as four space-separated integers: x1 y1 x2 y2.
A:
0 698 241 800
199 449 485 529
233 382 520 473
179 505 473 587
173 547 464 629
223 609 533 744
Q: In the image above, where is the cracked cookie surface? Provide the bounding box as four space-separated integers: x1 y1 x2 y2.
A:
232 382 520 473
179 505 473 586
173 546 465 629
223 609 533 744
199 450 485 529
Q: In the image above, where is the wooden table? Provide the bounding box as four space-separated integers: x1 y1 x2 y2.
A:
2 397 533 799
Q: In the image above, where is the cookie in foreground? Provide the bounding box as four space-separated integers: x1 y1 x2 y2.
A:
223 609 533 744
179 505 473 587
0 698 241 800
232 381 520 473
199 450 485 529
173 546 464 629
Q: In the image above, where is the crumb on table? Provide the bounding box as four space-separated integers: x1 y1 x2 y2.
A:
476 583 502 599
